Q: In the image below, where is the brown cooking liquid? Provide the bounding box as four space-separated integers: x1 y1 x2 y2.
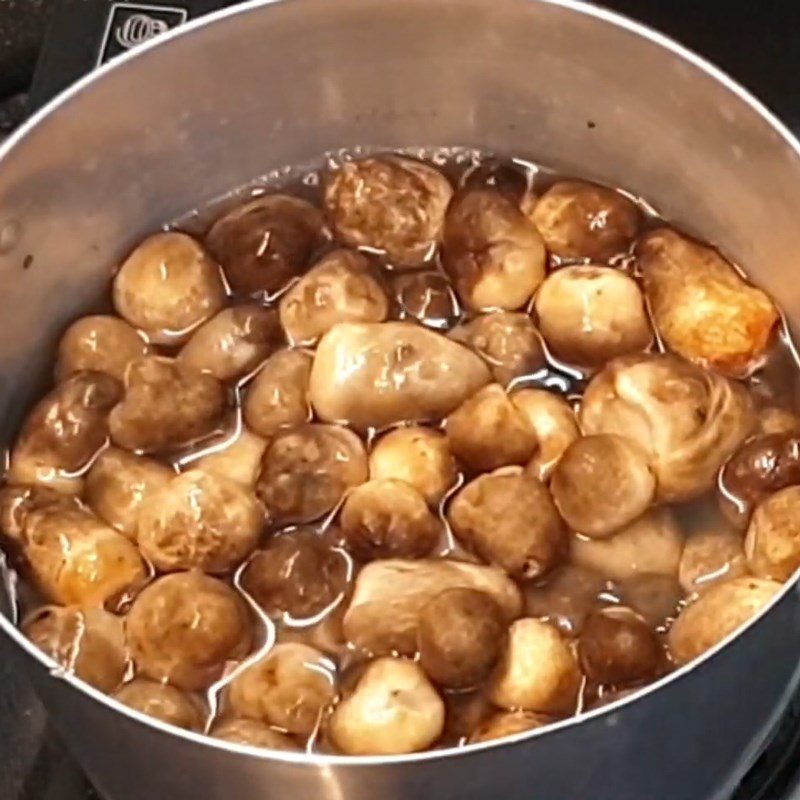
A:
1 146 797 754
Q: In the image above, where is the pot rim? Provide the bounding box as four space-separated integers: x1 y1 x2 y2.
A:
2 0 800 768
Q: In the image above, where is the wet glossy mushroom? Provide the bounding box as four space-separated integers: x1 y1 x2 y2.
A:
114 679 206 731
442 188 546 311
194 429 269 489
368 426 457 507
241 529 348 620
392 272 461 330
243 349 312 438
24 605 127 692
205 195 326 295
550 434 656 538
745 486 800 581
113 232 226 344
324 156 452 267
529 180 640 260
329 657 445 755
638 228 778 377
127 571 252 690
84 447 174 539
178 305 282 381
445 384 538 472
109 356 226 453
8 371 123 495
449 312 545 386
228 643 335 736
211 718 296 750
309 322 491 431
340 479 442 560
255 423 367 524
679 529 749 594
534 265 652 368
55 315 150 383
279 249 388 344
137 469 263 574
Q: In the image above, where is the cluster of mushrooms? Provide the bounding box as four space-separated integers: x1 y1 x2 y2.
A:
2 151 798 756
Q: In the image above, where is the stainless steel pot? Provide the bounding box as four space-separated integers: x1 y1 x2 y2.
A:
2 1 800 798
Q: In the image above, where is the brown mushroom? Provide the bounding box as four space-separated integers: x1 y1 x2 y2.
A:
745 486 800 581
442 188 546 311
324 156 452 267
448 470 566 580
255 423 367 524
84 447 174 539
108 356 226 453
55 315 150 383
392 272 461 330
679 529 749 594
550 434 656 538
211 718 296 750
450 312 545 386
127 571 252 690
638 228 778 377
340 479 442 560
194 429 268 489
529 180 640 260
417 588 507 689
137 469 263 574
114 679 206 731
279 249 389 344
205 195 326 295
445 384 538 472
243 349 312 438
580 354 755 502
241 530 348 620
178 305 282 381
8 371 122 495
113 232 226 344
309 322 491 431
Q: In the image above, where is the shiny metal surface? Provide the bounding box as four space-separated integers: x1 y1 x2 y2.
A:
2 1 800 798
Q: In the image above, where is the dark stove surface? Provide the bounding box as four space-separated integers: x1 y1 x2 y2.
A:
2 1 800 798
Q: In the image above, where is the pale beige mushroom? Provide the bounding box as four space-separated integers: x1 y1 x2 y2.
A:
127 571 252 690
580 354 755 502
309 322 491 431
24 606 127 692
488 618 581 714
638 228 778 377
511 389 580 481
550 434 656 538
534 265 652 368
342 558 522 655
243 349 312 438
178 305 282 381
228 643 335 736
205 194 326 295
279 249 389 344
368 426 457 506
324 156 453 267
113 232 226 344
329 658 445 755
667 576 782 664
448 470 566 580
137 469 263 574
570 508 684 582
450 312 545 385
442 188 546 311
55 315 150 382
84 447 174 539
529 180 640 260
109 356 226 453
